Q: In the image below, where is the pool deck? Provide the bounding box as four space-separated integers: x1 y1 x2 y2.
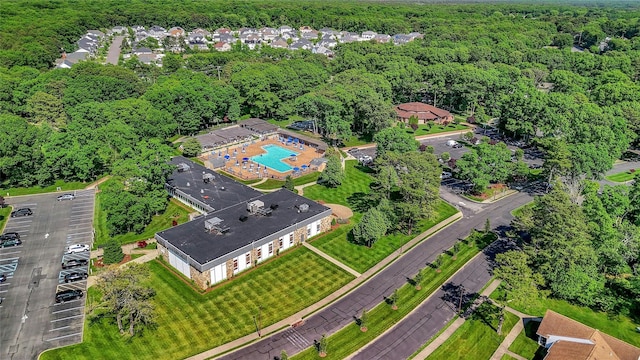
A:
214 136 323 180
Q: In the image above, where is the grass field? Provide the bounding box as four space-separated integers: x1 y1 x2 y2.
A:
253 172 321 190
490 286 640 348
426 303 520 360
94 195 192 247
2 180 88 197
508 320 541 359
605 171 636 183
304 160 374 207
41 248 354 360
0 206 12 232
310 200 458 273
501 355 519 360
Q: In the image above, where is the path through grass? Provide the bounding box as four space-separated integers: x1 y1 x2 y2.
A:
41 247 354 360
426 303 519 360
311 200 457 273
490 287 640 347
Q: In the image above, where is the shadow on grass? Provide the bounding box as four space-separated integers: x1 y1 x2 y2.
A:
406 277 416 286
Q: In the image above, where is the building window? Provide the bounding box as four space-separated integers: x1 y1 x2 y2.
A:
307 226 311 237
245 253 251 265
316 223 321 233
233 259 238 271
279 238 283 248
268 243 273 255
289 234 294 246
257 248 262 260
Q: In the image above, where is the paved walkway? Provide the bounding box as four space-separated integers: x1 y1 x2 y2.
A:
186 211 463 360
412 279 502 360
302 242 360 277
294 181 317 196
84 175 111 190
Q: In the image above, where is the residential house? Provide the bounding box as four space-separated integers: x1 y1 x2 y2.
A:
301 30 319 40
374 34 391 43
289 39 313 51
243 33 262 49
137 53 159 66
280 31 298 42
135 30 149 43
318 36 337 48
361 31 377 40
86 30 105 39
131 25 145 32
56 59 74 69
270 37 289 49
188 32 209 51
537 310 640 360
148 25 167 40
111 26 127 35
394 102 454 125
392 34 412 45
319 28 338 38
192 28 211 37
214 42 232 52
168 26 185 38
407 32 424 40
299 26 314 33
218 33 235 44
77 36 98 53
133 47 153 56
313 45 334 58
260 27 278 41
340 32 360 43
278 25 293 35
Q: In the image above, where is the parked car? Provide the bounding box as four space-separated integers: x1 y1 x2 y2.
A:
446 140 458 147
0 232 20 243
55 289 83 303
65 244 90 254
57 194 75 201
441 171 452 179
64 272 88 283
0 238 22 247
0 273 6 283
452 143 463 149
11 208 32 217
62 258 89 269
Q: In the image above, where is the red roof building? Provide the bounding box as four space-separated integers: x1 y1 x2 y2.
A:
394 102 454 125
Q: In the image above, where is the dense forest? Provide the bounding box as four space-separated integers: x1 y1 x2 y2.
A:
2 0 640 316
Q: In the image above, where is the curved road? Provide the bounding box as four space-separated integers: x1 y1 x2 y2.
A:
218 191 533 360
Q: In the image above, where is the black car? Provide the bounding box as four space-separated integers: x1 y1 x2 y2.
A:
0 273 6 283
62 258 89 269
11 208 32 217
0 232 20 241
55 289 83 303
0 238 22 247
64 272 88 283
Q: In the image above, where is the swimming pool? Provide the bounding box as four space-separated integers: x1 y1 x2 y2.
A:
251 144 299 173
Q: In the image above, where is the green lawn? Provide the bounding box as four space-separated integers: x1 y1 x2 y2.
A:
94 196 192 247
508 320 541 359
605 171 636 183
41 248 354 360
2 180 88 197
501 355 518 360
490 286 640 348
310 200 458 273
510 202 533 217
0 206 12 232
304 160 374 207
293 231 497 360
426 304 520 360
253 172 321 190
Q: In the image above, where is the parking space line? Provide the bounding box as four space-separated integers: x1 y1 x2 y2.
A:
0 282 10 286
49 325 71 332
0 290 7 293
0 256 20 261
52 305 84 312
51 314 84 322
45 332 82 342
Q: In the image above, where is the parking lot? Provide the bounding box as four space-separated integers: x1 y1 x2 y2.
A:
0 189 94 360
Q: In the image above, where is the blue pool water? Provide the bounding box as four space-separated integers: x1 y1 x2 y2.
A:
251 145 299 173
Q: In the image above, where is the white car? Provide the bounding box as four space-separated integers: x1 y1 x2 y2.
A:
57 194 75 201
66 244 90 254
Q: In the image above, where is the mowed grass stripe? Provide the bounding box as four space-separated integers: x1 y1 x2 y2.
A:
304 160 374 207
42 247 354 360
311 201 458 273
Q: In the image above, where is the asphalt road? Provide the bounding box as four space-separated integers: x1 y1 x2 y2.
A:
217 191 533 360
0 189 94 360
106 36 124 65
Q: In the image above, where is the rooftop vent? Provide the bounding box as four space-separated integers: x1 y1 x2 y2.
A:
176 163 190 172
247 199 272 216
297 203 309 213
204 217 230 234
203 173 215 183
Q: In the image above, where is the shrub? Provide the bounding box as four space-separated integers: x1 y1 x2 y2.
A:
103 239 124 264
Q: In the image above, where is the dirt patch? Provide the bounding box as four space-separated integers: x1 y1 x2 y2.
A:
325 203 353 219
94 254 132 267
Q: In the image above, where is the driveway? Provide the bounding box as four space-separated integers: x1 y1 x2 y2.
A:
106 36 124 65
0 190 95 360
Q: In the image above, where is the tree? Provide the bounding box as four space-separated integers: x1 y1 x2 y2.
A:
352 207 389 247
484 218 491 234
373 126 418 156
389 289 399 310
181 138 201 157
414 269 424 290
359 308 369 332
318 334 328 357
91 263 155 336
456 142 513 193
280 350 289 360
26 91 66 128
319 154 344 188
494 251 545 306
103 239 124 264
440 152 451 162
283 175 294 191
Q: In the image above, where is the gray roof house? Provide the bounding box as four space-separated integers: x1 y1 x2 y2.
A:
289 39 313 51
270 37 288 49
149 25 167 39
361 31 377 40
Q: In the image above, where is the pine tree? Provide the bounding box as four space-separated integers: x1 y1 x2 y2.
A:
103 239 124 264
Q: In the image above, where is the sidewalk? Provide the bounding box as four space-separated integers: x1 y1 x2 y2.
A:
186 211 463 360
412 279 502 360
302 242 360 277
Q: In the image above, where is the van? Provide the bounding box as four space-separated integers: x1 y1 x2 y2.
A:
446 140 457 147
